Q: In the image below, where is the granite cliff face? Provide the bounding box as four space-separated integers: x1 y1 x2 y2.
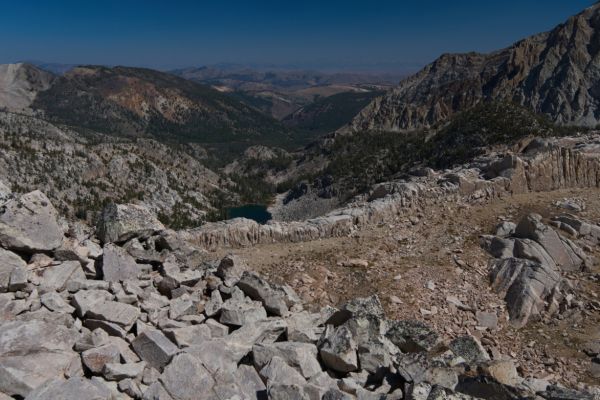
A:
346 3 600 133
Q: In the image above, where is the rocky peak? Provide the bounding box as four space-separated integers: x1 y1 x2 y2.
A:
344 3 600 133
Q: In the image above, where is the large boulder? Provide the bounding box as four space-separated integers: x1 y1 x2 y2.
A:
96 203 165 244
0 190 63 253
489 257 562 328
0 320 80 397
514 214 583 271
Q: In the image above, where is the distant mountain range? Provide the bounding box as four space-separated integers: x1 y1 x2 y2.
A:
0 63 292 146
344 2 600 133
170 66 402 120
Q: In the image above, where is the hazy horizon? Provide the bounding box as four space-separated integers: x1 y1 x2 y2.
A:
1 0 595 73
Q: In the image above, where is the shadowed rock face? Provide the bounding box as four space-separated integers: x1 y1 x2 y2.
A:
345 4 600 133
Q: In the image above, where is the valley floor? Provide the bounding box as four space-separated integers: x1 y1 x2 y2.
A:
215 187 600 387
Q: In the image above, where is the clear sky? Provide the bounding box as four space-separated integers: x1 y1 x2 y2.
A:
0 0 595 72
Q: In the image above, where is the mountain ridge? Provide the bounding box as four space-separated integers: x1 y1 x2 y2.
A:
344 3 600 133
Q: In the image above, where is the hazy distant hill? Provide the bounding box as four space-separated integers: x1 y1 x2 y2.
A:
172 65 402 121
24 65 293 144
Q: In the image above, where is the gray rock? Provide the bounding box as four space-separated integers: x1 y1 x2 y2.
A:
84 319 128 338
226 317 287 350
101 243 141 282
118 378 143 398
540 385 597 400
41 292 75 314
74 328 110 352
515 213 583 271
449 335 490 364
326 295 384 326
220 296 267 326
582 340 600 357
185 340 240 375
83 239 103 259
395 352 430 384
425 366 459 390
168 295 195 320
81 344 121 374
204 290 223 317
259 356 307 386
480 236 515 259
481 360 521 386
216 254 246 287
357 339 394 374
0 248 26 292
159 353 216 400
204 318 228 337
319 325 359 373
8 267 27 292
253 342 322 378
489 257 561 328
475 311 498 330
143 382 174 400
0 320 80 397
234 365 267 399
86 300 140 330
0 190 63 253
132 330 179 370
285 311 323 343
164 324 212 348
72 289 113 318
97 203 165 244
24 377 113 400
103 362 146 381
385 319 439 352
520 377 550 393
108 336 141 364
495 221 516 237
237 271 290 316
513 238 557 269
41 261 86 291
0 180 11 205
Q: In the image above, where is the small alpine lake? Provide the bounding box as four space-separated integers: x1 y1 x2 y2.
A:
226 204 272 224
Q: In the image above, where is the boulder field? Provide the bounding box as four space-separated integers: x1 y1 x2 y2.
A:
0 181 598 398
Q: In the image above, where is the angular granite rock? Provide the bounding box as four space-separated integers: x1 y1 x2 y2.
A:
0 190 63 253
97 203 164 244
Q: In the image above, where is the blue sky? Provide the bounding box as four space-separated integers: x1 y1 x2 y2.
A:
0 0 595 71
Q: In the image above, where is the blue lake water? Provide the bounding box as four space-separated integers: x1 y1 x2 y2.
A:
226 204 272 224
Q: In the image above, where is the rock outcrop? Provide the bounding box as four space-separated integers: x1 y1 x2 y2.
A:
344 3 600 132
481 212 592 328
186 135 600 250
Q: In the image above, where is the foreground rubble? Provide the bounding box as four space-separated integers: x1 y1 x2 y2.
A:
0 185 598 398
